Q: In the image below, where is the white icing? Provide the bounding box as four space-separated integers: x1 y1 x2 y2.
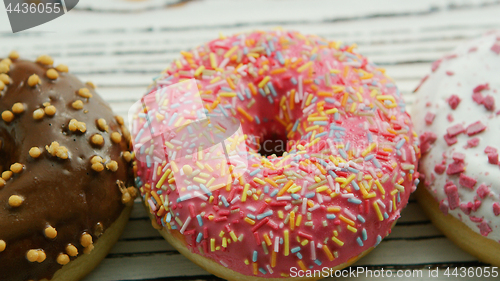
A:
412 31 500 242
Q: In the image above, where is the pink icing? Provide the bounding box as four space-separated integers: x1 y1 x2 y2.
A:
131 30 420 277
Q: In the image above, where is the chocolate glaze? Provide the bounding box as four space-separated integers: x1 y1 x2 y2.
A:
0 59 134 281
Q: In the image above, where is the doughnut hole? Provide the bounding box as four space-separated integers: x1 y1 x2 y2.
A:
257 131 288 157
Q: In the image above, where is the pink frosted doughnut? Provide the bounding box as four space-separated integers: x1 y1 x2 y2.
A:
130 30 420 279
413 31 500 266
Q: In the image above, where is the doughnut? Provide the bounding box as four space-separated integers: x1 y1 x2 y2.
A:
412 31 500 266
131 30 420 280
0 54 136 281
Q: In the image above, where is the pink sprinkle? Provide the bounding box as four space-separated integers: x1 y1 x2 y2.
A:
420 131 437 153
447 114 454 122
473 83 490 94
452 152 465 162
470 216 483 222
472 92 484 104
473 200 482 212
488 153 498 164
477 184 490 198
431 59 442 72
493 203 500 216
484 146 498 154
469 47 478 53
434 164 446 174
491 43 500 54
439 200 449 215
466 121 487 136
459 173 476 189
467 137 480 147
479 221 492 237
448 94 461 110
447 162 465 175
444 182 460 210
443 134 457 146
445 71 454 76
460 202 472 215
447 124 465 137
483 95 495 111
425 112 436 125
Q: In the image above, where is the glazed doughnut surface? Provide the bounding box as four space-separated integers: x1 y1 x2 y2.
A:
132 30 420 278
0 55 135 281
413 32 500 243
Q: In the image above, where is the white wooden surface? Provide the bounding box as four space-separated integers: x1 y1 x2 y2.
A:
1 0 500 280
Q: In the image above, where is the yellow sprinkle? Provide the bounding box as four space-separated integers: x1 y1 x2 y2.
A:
193 177 206 184
170 161 179 173
277 180 294 196
331 237 344 247
237 106 254 122
341 174 356 188
290 211 295 231
210 238 215 252
209 53 217 69
253 177 265 185
271 251 277 267
194 65 205 77
241 183 250 202
322 245 335 260
295 214 302 227
297 61 313 73
258 76 271 88
305 94 313 106
325 108 338 114
347 225 358 233
339 215 355 226
374 180 385 195
284 230 289 256
327 206 341 212
224 46 238 58
244 217 255 225
156 169 171 188
316 185 328 193
373 201 384 221
230 231 238 242
263 234 272 246
361 143 377 157
219 92 236 98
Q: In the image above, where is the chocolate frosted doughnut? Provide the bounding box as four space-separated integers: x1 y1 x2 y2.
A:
0 53 136 281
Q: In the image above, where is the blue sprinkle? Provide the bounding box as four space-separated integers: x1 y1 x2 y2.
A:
305 192 315 198
364 154 375 161
409 169 414 174
243 47 249 54
291 194 300 200
237 91 244 101
259 268 267 275
339 149 348 159
325 98 336 103
276 51 285 65
291 247 301 254
166 212 171 222
257 210 273 220
168 112 178 126
314 260 322 266
328 170 338 178
362 229 368 241
296 252 303 259
356 237 364 247
357 215 366 223
290 77 297 85
396 138 406 149
245 88 251 99
268 82 277 97
334 112 340 121
200 184 212 196
315 132 327 139
326 214 336 219
372 158 381 168
264 186 269 193
348 198 362 204
250 169 261 176
196 232 203 243
221 196 229 207
177 194 192 202
351 181 360 191
383 212 389 219
255 116 261 124
146 155 151 168
347 167 359 174
258 88 266 97
196 215 203 226
267 95 273 104
310 53 317 61
330 124 346 131
247 214 256 219
253 251 258 262
375 235 382 246
367 132 373 143
313 121 328 126
292 120 300 132
218 104 229 117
